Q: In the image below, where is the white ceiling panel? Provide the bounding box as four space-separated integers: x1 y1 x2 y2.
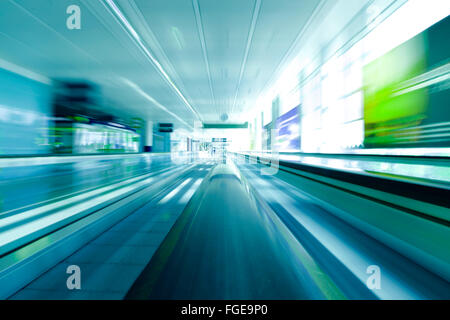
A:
0 0 355 131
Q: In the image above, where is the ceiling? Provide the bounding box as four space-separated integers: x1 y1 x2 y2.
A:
0 0 332 130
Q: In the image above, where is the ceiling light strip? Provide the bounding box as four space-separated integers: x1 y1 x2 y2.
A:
192 0 216 112
0 58 51 85
121 78 193 129
230 0 262 115
103 0 202 122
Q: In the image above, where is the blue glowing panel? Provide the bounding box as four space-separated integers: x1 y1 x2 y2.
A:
276 106 300 151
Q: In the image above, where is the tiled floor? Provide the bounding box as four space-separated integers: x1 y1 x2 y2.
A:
9 168 208 300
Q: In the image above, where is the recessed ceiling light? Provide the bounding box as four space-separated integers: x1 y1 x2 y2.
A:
220 113 229 122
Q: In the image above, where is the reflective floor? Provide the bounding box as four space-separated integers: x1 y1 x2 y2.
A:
3 153 449 300
9 160 213 300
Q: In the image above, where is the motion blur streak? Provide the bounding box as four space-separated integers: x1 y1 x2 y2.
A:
0 0 449 300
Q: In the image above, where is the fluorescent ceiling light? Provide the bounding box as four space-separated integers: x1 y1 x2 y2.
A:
121 78 193 130
0 58 51 85
192 0 216 111
231 0 262 115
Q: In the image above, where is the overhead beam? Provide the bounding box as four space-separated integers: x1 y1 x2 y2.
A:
203 122 248 129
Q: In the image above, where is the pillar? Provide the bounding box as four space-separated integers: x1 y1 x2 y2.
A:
143 121 153 152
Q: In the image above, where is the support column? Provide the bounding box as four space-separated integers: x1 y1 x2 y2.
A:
271 96 280 150
144 121 153 152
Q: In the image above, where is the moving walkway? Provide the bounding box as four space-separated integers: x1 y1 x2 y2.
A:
1 152 449 299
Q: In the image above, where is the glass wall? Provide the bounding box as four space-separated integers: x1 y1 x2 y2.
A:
248 0 450 155
73 123 139 153
0 67 51 155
